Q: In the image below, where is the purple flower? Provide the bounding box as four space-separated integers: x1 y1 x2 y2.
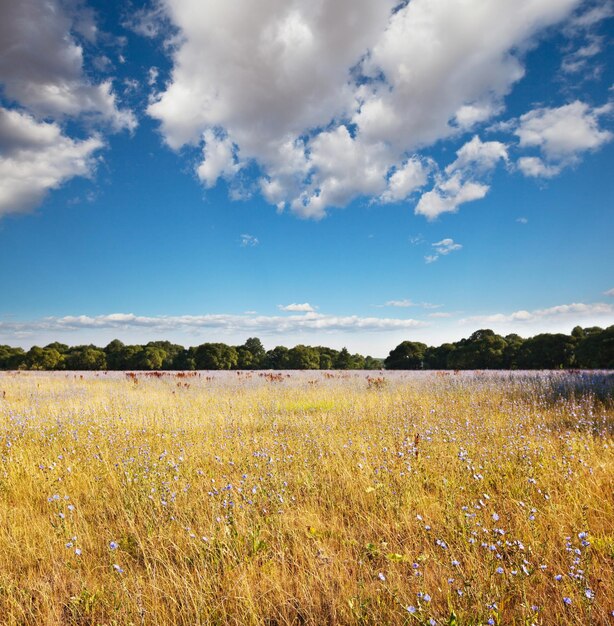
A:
109 541 119 550
113 564 124 574
563 597 572 606
378 572 385 582
406 605 417 614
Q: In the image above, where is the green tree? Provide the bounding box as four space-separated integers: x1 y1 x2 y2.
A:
385 341 427 369
194 343 238 370
25 347 64 370
263 346 290 369
516 333 576 369
65 346 107 370
447 330 507 369
424 343 455 369
287 345 320 370
0 346 25 369
334 347 353 369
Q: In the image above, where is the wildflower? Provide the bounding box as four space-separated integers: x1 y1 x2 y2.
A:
113 563 124 574
75 548 81 556
109 541 119 550
496 567 504 574
585 588 594 600
378 572 386 582
554 574 563 581
563 597 572 606
492 513 499 522
406 605 417 614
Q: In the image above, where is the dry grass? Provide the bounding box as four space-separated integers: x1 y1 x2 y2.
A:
0 370 612 625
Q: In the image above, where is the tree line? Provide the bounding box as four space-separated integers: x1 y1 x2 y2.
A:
0 338 381 371
0 325 611 371
384 326 613 370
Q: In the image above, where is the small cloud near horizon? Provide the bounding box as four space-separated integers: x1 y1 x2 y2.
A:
278 303 316 312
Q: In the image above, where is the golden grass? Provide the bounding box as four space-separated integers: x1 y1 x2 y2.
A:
0 370 612 625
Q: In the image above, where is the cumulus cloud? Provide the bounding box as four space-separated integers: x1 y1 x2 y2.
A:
424 238 463 263
461 301 613 325
604 288 614 297
414 135 507 219
380 158 430 204
0 0 135 130
446 136 508 173
0 311 427 336
516 101 612 159
278 303 315 312
517 156 562 178
515 101 612 177
0 0 136 217
147 0 581 217
0 108 103 217
416 173 489 220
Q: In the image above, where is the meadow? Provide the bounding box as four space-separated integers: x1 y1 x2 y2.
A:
0 370 612 625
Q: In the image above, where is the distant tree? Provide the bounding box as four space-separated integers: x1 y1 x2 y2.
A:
194 343 238 370
516 333 576 369
385 341 427 369
575 326 613 368
424 343 455 369
502 334 525 369
25 347 64 370
287 345 320 370
105 340 126 370
146 341 185 369
0 346 25 369
134 346 166 370
45 342 69 354
319 353 333 369
334 347 353 369
447 330 507 369
65 346 107 370
263 346 290 369
364 356 384 370
242 338 266 368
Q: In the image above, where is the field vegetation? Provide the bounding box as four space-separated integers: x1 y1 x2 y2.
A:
0 370 612 625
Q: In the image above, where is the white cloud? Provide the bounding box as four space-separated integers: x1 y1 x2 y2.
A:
197 129 241 188
415 173 489 220
0 311 427 337
240 234 259 248
604 288 614 297
515 101 612 176
414 135 507 219
517 156 562 178
0 0 135 130
382 300 416 308
424 238 463 264
516 217 528 224
461 301 613 325
0 108 103 217
148 0 581 217
446 136 508 173
380 158 430 203
278 303 315 312
429 312 453 319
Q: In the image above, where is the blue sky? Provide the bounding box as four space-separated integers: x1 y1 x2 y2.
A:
0 0 613 356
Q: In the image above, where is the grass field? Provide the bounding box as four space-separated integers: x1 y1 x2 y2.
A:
0 370 612 625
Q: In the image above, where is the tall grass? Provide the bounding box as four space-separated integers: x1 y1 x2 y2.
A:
0 370 612 625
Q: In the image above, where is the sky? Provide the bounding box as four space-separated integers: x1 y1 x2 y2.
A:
0 0 613 357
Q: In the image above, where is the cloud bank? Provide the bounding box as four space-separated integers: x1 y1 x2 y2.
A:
0 0 135 216
147 0 600 219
